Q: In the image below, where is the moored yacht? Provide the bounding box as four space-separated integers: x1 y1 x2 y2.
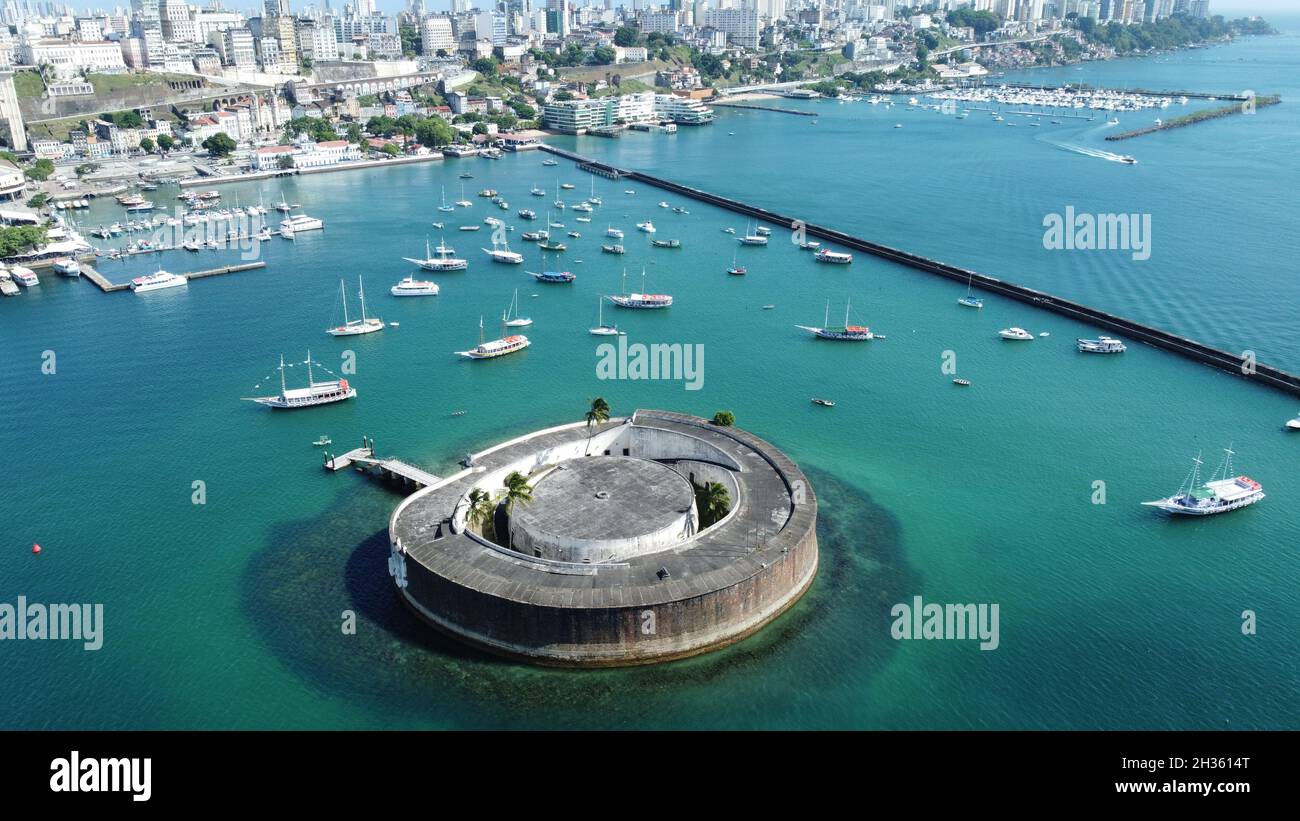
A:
589 297 623 335
52 258 81 277
9 266 38 287
456 316 530 359
1077 336 1126 353
281 214 323 233
482 241 524 264
814 248 853 264
326 277 384 336
609 269 672 309
405 237 468 272
999 327 1034 340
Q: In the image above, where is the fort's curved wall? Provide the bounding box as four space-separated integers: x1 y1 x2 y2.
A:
390 410 818 667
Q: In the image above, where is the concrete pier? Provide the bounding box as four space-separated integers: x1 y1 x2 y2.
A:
326 437 442 489
712 102 819 116
540 144 1300 397
79 261 267 293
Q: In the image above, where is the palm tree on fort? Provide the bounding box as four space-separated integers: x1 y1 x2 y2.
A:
466 487 494 540
697 481 731 528
584 396 611 455
503 471 534 514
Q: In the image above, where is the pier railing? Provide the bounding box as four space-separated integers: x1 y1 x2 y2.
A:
540 144 1300 397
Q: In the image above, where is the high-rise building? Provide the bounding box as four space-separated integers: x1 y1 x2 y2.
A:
421 15 456 57
703 7 759 50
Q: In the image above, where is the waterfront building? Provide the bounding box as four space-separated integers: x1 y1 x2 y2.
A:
542 92 714 133
0 157 23 201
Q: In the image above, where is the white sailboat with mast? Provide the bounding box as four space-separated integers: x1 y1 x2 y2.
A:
243 351 356 408
327 276 384 336
796 298 874 340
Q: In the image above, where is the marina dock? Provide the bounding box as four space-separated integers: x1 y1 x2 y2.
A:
325 437 442 489
539 144 1300 397
80 261 267 293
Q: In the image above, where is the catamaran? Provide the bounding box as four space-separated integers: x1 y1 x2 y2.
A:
455 184 472 208
456 315 530 359
609 268 672 309
796 299 873 340
243 352 355 409
502 288 532 327
390 275 440 296
589 297 623 336
1142 447 1264 516
327 277 384 336
130 269 188 293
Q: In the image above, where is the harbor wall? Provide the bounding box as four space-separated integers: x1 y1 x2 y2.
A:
540 145 1300 397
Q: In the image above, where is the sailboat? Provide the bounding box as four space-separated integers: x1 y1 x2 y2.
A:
527 245 575 283
553 180 565 210
609 268 672 309
1142 447 1265 516
437 186 455 213
531 182 546 197
326 276 384 336
455 184 472 208
727 250 746 276
958 273 984 308
796 299 873 340
503 288 533 327
589 297 623 335
587 175 602 206
404 236 468 271
456 315 530 359
242 351 355 409
482 238 524 264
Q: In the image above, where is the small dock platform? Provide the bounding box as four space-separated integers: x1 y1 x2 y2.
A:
324 436 442 489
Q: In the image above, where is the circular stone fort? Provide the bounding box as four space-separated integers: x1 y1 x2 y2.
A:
388 409 819 667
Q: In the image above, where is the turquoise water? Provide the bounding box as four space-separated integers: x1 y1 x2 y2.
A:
3 28 1299 730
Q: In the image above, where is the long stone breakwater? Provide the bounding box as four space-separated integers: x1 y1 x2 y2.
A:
540 144 1300 397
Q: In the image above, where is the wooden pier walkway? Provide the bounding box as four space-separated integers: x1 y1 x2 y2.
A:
324 437 442 489
79 261 267 293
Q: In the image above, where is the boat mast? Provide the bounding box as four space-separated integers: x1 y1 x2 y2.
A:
279 353 287 397
339 280 350 325
845 298 851 328
358 275 369 322
823 299 830 329
305 350 314 386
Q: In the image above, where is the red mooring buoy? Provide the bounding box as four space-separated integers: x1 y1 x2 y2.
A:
32 543 41 555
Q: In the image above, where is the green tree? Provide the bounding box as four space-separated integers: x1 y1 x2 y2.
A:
471 122 488 135
694 481 731 528
139 137 154 153
277 154 295 170
614 25 641 47
74 162 99 177
414 117 454 147
466 488 495 541
0 225 49 257
584 397 611 454
202 133 237 157
712 411 735 427
156 134 175 153
25 158 54 180
591 45 617 65
382 143 400 156
502 471 533 515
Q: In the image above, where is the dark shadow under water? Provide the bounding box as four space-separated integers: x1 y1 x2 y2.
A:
241 465 921 729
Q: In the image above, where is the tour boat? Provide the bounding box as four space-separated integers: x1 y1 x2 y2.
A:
953 378 972 386
651 239 681 248
815 249 853 264
52 258 81 277
518 209 537 220
130 269 187 293
405 237 467 272
602 244 625 255
1077 336 1126 354
244 352 355 409
637 220 656 233
1143 448 1264 516
502 289 532 327
529 268 575 283
521 231 547 241
482 242 524 264
281 214 323 233
999 327 1034 341
326 277 384 336
589 298 624 336
9 267 38 287
390 275 440 297
609 269 672 309
456 316 530 359
737 229 768 245
797 299 873 341
538 241 566 252
606 227 624 238
800 241 821 250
